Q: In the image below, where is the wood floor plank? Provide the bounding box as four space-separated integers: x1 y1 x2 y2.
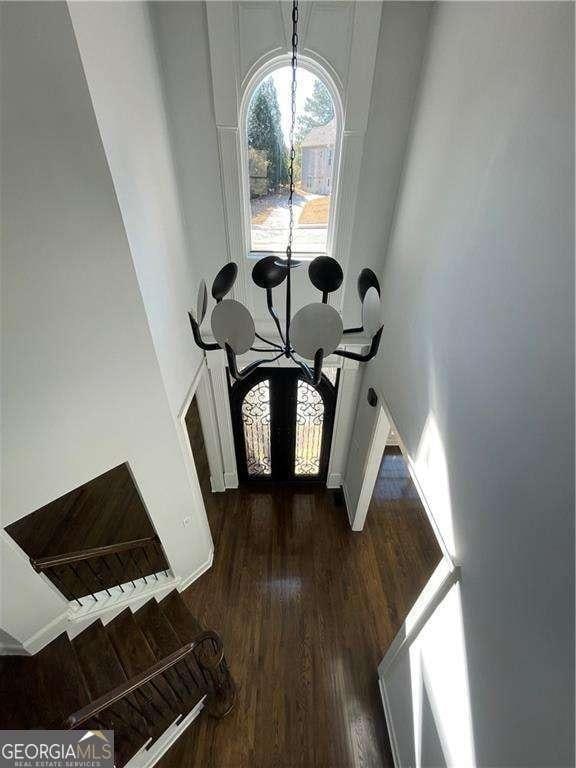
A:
163 417 442 768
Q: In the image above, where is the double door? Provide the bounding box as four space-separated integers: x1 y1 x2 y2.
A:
230 368 337 483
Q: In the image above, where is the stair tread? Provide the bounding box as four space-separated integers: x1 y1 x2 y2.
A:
35 633 92 727
0 657 40 728
158 591 204 643
4 464 169 600
105 609 158 676
5 465 157 559
134 598 205 710
134 600 184 658
72 621 128 696
72 621 149 767
105 609 182 742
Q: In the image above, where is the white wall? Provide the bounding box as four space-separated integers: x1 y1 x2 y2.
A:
343 0 433 325
357 2 574 765
149 0 229 314
69 1 203 419
0 1 212 644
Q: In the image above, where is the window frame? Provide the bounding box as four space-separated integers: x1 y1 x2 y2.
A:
239 55 343 263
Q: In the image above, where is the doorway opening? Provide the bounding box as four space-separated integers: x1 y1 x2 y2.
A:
184 394 212 505
229 368 338 484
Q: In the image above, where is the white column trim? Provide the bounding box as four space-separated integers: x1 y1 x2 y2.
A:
349 402 390 531
326 354 362 487
195 365 226 493
206 351 239 489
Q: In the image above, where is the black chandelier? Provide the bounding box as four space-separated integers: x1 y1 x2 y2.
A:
189 0 383 386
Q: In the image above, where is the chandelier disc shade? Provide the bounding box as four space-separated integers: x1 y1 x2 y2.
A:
211 262 238 301
211 299 255 355
290 303 344 360
252 256 288 290
196 279 208 325
362 287 383 336
188 0 383 386
357 267 381 301
308 256 344 295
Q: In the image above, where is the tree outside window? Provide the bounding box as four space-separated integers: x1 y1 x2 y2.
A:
246 67 337 255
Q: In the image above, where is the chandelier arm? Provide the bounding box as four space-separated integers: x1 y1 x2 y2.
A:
254 331 283 351
188 313 221 351
290 355 314 383
333 327 383 363
312 348 324 386
226 344 284 381
288 350 323 386
265 288 287 346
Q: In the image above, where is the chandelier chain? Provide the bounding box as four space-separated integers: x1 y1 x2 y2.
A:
284 0 299 354
287 0 298 259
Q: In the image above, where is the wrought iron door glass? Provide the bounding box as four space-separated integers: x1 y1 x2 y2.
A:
294 379 324 476
241 379 272 476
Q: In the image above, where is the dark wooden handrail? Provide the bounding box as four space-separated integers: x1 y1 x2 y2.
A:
30 535 160 572
66 630 223 729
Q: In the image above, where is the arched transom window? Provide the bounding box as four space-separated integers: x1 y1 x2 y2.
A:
244 64 339 257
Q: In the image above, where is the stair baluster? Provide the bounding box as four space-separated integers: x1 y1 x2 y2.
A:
30 535 169 603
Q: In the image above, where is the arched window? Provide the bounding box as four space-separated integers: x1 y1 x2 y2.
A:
242 62 340 258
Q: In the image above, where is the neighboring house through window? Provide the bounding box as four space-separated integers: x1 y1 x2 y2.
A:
244 64 339 257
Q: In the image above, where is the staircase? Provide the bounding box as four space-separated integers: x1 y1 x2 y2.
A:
0 590 235 767
4 464 173 610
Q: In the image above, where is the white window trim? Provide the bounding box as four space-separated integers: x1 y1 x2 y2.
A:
239 54 344 263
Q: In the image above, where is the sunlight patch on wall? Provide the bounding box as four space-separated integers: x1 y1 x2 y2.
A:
414 413 456 557
408 581 476 767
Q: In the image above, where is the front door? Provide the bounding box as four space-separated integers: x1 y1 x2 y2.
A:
230 368 338 483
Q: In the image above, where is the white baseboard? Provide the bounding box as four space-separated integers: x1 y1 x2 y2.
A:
125 698 205 768
224 471 238 489
378 676 400 767
23 609 70 655
342 482 354 528
0 640 27 656
178 547 214 592
326 472 343 489
210 475 226 493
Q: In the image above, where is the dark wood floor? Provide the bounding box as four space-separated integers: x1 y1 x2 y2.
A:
163 416 441 768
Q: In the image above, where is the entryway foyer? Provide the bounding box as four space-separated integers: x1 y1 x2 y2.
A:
157 437 441 768
0 2 572 767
